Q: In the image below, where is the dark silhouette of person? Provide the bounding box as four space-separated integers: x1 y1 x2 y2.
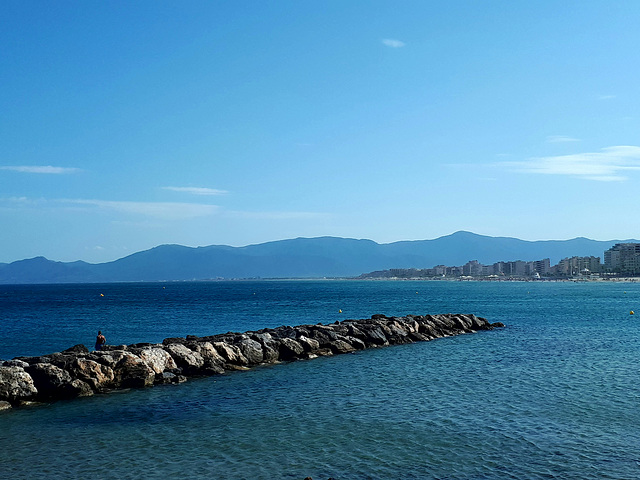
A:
95 331 106 351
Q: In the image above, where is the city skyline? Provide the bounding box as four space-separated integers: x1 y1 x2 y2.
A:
362 242 640 278
2 2 640 263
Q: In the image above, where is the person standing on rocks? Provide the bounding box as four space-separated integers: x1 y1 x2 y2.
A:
95 331 106 351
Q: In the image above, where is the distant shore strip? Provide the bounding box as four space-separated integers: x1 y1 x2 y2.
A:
0 313 504 410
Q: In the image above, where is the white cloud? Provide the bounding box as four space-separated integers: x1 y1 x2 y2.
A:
382 38 406 48
1 195 326 222
500 146 640 182
598 94 616 100
7 196 30 203
62 199 220 219
546 135 580 143
0 196 45 207
0 165 81 174
162 186 228 196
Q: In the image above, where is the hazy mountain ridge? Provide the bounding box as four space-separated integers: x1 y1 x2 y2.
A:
0 231 637 284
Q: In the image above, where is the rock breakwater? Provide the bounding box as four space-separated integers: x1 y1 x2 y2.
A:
0 313 503 410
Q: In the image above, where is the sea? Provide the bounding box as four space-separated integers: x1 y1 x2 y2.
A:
1 279 639 480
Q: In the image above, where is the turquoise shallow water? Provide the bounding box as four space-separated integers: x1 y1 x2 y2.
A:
1 280 640 479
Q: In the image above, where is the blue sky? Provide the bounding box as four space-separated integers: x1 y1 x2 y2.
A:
2 1 640 263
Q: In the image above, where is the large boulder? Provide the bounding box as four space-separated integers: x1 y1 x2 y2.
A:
297 335 320 353
357 325 389 347
164 343 205 374
344 336 366 350
0 366 38 404
86 350 122 368
25 363 91 400
328 339 356 354
113 353 155 388
47 353 87 371
308 325 339 343
385 320 411 343
251 333 280 363
236 338 264 365
187 342 225 374
416 318 438 336
69 358 115 391
212 342 249 366
138 347 178 374
278 338 304 360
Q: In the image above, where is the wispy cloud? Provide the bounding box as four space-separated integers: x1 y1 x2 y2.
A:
226 210 329 220
598 94 616 100
1 195 328 222
0 165 81 174
499 146 640 182
546 135 580 143
62 199 219 219
382 38 405 48
162 186 228 196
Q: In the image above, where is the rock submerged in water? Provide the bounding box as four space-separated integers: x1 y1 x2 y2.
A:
0 313 503 409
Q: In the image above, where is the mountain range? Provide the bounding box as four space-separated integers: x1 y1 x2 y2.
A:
0 231 637 284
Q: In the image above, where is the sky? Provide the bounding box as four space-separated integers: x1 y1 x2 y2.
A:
2 1 640 264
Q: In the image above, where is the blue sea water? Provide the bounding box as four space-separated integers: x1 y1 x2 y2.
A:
1 280 640 479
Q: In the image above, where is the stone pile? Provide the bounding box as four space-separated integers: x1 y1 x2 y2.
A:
0 313 503 410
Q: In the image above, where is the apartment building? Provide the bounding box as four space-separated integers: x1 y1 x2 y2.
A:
554 256 602 276
604 243 640 275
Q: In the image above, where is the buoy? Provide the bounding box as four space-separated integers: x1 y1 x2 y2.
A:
339 309 342 313
631 311 635 315
100 293 104 297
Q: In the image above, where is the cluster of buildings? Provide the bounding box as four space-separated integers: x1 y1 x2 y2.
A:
363 243 640 280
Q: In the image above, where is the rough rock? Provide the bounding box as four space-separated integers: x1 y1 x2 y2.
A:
113 353 155 388
236 338 264 365
2 359 29 368
187 342 225 374
297 335 320 353
138 347 178 374
278 337 305 360
165 343 205 374
0 366 38 404
212 342 248 366
251 333 280 362
328 339 356 354
69 358 115 391
24 363 84 400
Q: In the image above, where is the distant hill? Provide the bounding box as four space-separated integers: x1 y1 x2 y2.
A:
0 231 637 284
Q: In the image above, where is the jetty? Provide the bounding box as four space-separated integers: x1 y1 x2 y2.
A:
0 313 504 410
